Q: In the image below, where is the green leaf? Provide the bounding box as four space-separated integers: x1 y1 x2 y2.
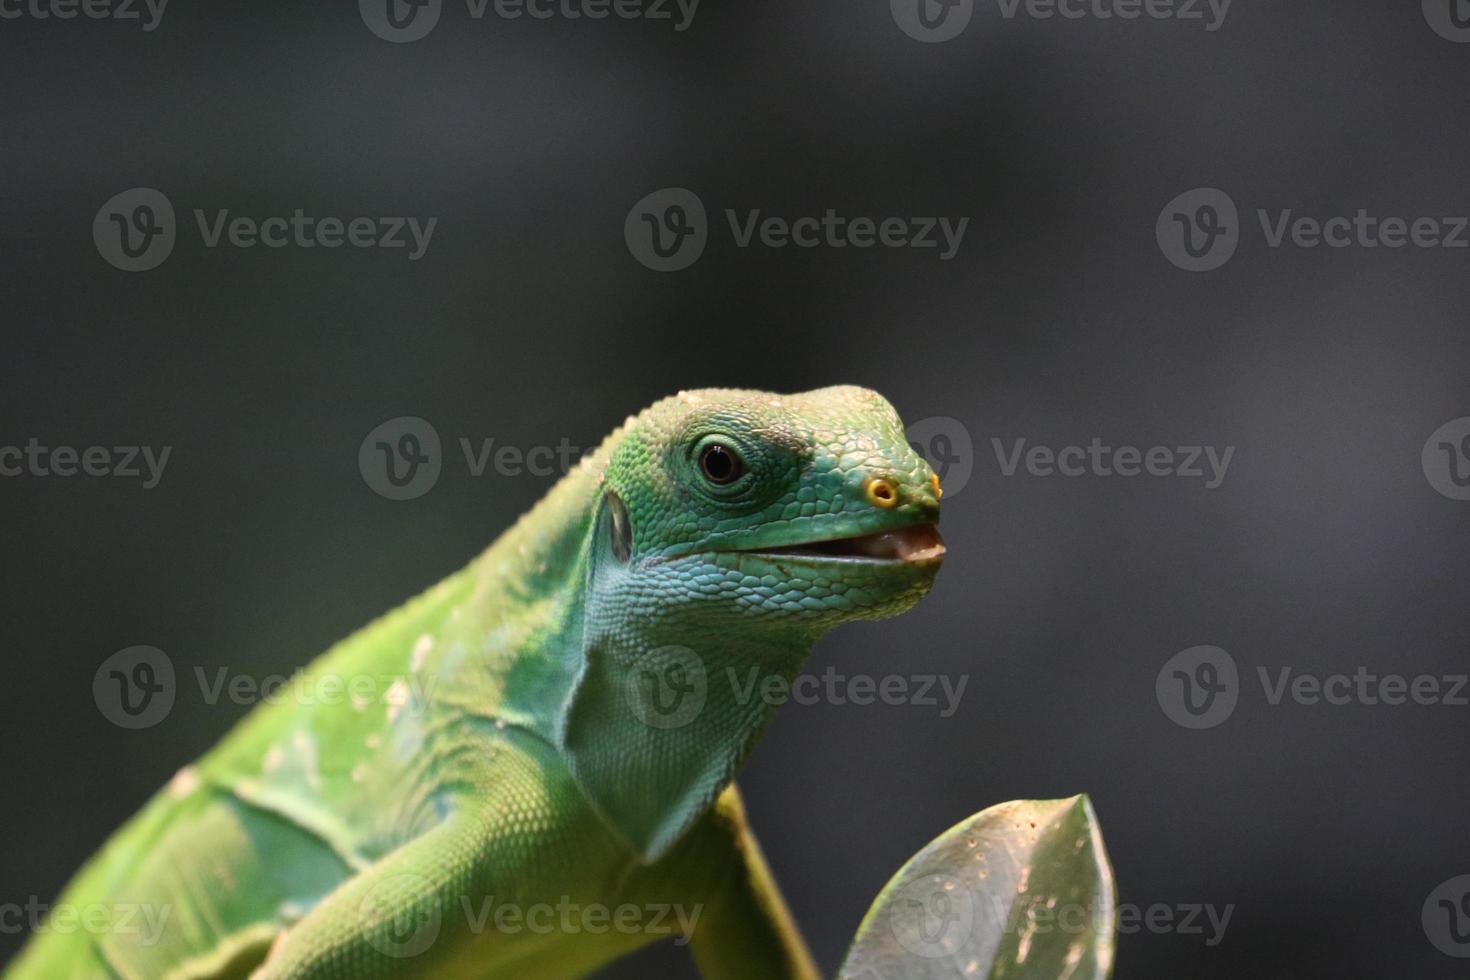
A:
839 795 1116 980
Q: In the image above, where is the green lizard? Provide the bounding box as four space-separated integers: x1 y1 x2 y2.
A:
8 385 946 980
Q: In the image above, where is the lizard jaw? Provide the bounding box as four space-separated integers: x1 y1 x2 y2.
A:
732 523 945 565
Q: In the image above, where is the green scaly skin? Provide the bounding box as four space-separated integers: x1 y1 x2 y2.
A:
7 386 944 980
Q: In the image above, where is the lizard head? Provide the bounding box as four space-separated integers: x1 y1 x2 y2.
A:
567 386 946 862
590 384 945 633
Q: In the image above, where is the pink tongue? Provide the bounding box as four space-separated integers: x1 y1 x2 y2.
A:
857 525 946 561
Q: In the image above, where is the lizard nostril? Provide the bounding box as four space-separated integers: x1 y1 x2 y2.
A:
864 477 899 509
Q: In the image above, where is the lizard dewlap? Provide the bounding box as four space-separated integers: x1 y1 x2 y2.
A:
8 385 943 980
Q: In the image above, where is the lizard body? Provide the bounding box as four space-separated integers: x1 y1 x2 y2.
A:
7 386 944 979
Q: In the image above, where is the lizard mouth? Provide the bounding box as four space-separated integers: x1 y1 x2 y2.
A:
736 523 945 564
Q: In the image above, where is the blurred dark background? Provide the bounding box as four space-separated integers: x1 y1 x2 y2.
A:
3 2 1470 977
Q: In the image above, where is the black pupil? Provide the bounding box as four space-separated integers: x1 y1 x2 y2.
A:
701 445 739 484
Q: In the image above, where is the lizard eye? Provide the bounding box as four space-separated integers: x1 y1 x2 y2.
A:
698 443 743 485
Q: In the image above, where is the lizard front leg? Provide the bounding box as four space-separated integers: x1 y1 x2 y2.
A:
249 737 631 980
248 814 479 979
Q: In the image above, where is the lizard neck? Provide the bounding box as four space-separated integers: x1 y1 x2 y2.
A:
560 586 819 863
426 438 615 742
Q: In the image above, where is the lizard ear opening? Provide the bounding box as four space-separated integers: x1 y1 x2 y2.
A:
604 490 632 564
